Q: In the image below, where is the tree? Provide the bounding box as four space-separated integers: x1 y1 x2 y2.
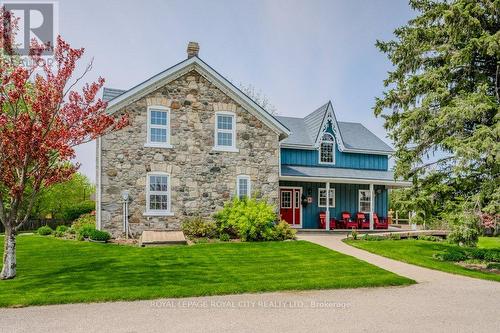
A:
0 8 126 279
375 0 499 228
32 173 95 220
239 83 278 115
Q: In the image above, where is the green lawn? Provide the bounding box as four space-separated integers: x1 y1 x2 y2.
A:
0 235 413 307
478 236 500 249
345 237 500 282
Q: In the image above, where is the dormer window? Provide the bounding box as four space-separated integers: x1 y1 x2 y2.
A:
146 106 172 148
319 133 335 164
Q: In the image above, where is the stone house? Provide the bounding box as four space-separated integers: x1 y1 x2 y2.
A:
97 42 409 237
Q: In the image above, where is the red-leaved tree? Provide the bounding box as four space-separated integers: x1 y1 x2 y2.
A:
0 8 126 279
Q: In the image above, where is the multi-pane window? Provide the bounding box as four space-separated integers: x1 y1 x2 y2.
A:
281 191 291 208
147 106 170 146
146 173 171 214
215 112 236 150
318 188 335 207
359 190 372 213
319 133 335 164
237 175 251 199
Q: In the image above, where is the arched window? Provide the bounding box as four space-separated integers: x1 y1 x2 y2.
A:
319 133 335 164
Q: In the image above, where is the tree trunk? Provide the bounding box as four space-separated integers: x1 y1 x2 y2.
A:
0 226 16 279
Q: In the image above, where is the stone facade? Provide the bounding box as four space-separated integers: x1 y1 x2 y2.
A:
99 70 280 237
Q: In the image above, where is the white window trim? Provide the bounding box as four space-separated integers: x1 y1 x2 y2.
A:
318 188 335 208
145 105 173 148
144 172 174 216
236 175 251 199
358 189 372 214
213 111 238 152
280 190 292 209
318 132 335 165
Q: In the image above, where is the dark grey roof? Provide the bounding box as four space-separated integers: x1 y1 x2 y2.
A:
277 102 393 154
281 165 398 182
275 116 314 146
337 122 393 153
103 87 126 102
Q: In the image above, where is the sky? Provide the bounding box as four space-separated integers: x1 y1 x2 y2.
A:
56 0 415 183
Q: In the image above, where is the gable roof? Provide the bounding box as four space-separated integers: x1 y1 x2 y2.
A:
276 101 393 155
103 56 290 138
103 88 126 102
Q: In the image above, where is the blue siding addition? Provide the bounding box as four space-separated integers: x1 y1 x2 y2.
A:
281 123 388 171
280 181 388 229
281 148 388 171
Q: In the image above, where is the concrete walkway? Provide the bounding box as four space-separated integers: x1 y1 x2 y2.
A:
1 235 499 333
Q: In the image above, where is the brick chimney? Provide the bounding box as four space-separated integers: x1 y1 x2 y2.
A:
187 42 199 58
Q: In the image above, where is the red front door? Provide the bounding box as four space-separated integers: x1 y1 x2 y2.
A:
280 188 301 226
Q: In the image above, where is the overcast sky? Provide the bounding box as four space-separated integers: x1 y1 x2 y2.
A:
58 0 414 183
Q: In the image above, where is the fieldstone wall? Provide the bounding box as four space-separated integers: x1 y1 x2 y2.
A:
99 70 280 237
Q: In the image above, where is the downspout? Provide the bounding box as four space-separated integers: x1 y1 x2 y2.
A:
96 137 102 230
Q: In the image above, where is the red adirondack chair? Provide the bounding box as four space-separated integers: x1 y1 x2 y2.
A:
357 212 370 229
342 212 358 229
319 212 335 230
373 213 388 229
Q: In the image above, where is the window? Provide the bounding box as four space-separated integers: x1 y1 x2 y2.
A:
319 133 335 164
318 188 335 207
146 106 171 148
214 112 237 151
146 173 172 215
359 190 372 213
281 191 291 208
236 175 251 199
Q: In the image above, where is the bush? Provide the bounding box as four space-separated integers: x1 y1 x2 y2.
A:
37 226 53 236
434 248 500 263
361 234 386 241
486 263 500 270
447 212 479 247
214 198 278 241
389 233 401 240
417 235 442 242
71 213 96 234
88 229 111 242
181 216 218 239
219 233 230 242
77 224 96 240
61 201 95 221
434 248 467 262
273 221 297 240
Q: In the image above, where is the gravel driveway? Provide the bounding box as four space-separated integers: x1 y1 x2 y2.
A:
1 234 499 333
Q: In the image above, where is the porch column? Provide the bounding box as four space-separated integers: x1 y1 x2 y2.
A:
369 183 374 230
325 182 330 230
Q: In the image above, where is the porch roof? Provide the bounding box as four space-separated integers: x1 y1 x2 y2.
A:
280 165 411 187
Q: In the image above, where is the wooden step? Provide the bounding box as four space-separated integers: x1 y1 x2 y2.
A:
139 230 187 247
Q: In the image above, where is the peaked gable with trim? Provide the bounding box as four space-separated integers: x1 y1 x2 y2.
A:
105 56 290 140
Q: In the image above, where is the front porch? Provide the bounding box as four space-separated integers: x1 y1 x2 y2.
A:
280 180 389 230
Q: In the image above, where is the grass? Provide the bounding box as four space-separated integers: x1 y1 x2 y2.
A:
344 237 500 282
478 236 500 249
0 235 413 307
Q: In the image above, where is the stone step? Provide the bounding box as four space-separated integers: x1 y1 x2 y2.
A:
139 230 187 247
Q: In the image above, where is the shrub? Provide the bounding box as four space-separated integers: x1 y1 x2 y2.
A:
56 225 68 233
417 235 442 242
273 221 297 241
213 198 278 241
483 250 500 263
447 212 479 247
351 228 358 240
88 229 111 242
434 248 467 262
61 201 95 221
37 226 53 236
389 233 401 240
362 234 387 241
76 224 96 240
71 213 96 230
219 233 230 242
486 263 500 270
181 216 218 239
